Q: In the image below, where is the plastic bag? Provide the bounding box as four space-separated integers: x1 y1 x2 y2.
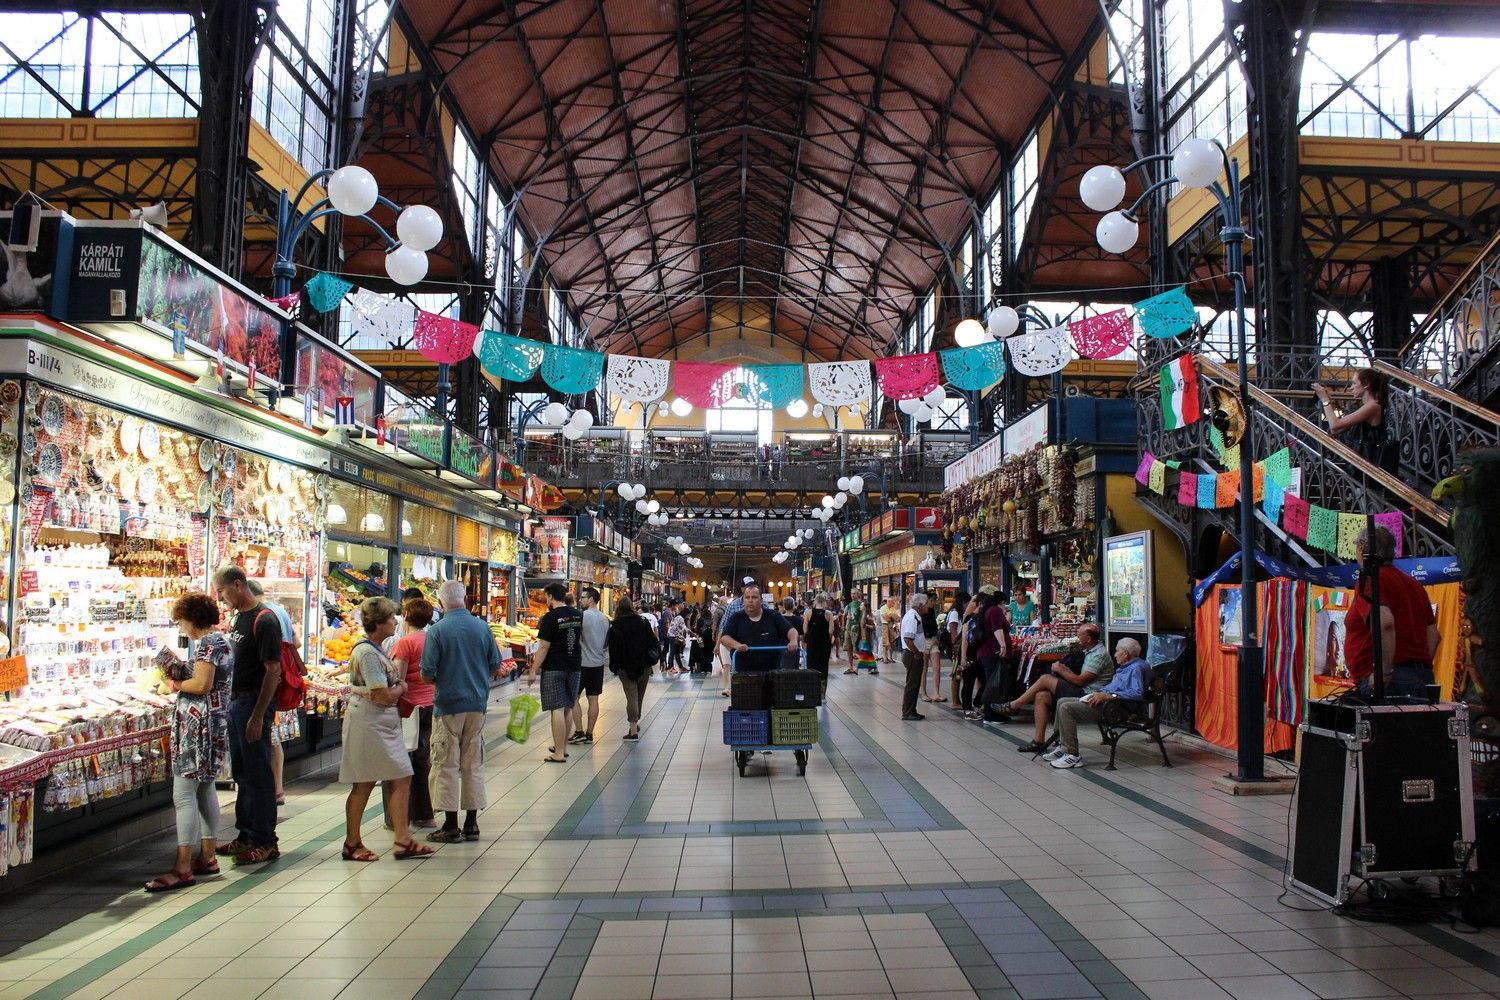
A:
506 693 541 743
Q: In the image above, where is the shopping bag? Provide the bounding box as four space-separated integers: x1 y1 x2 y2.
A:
506 693 541 743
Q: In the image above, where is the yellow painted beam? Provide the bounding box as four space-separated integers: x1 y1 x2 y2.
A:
0 117 198 149
247 121 323 224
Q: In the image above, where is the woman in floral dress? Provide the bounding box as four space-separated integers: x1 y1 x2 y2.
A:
146 594 232 892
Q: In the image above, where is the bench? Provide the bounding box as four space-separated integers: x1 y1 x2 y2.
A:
1094 658 1186 770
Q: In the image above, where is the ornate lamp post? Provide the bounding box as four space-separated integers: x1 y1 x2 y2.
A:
1082 137 1264 782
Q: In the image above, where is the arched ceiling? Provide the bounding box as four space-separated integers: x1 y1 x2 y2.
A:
398 0 1103 360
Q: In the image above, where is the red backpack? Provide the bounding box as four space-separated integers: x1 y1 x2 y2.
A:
256 609 308 712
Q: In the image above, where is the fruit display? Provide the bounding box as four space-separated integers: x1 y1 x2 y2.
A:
492 620 537 650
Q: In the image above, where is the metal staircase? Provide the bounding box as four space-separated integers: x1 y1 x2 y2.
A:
1399 227 1500 410
1135 354 1458 564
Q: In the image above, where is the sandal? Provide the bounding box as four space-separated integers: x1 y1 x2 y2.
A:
274 794 286 806
427 828 464 844
342 841 379 862
843 668 857 675
393 840 435 860
191 857 220 877
144 870 195 893
1016 740 1045 754
543 756 567 763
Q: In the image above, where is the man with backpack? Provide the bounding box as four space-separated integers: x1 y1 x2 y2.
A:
212 566 283 866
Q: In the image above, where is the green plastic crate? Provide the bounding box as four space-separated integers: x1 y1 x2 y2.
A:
770 708 818 745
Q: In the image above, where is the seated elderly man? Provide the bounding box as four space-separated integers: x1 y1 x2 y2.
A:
990 623 1113 754
1044 637 1151 770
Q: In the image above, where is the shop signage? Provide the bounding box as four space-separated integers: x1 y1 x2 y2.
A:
17 570 37 597
398 417 447 466
913 507 943 532
297 335 378 428
1003 402 1051 459
63 223 141 320
0 655 26 693
133 232 285 380
2 339 327 471
490 528 518 566
944 433 1003 491
1103 530 1153 634
450 428 494 488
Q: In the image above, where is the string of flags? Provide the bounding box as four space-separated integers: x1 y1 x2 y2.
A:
1136 445 1407 561
286 270 1204 406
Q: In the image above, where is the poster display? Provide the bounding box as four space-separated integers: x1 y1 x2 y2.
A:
1103 530 1153 634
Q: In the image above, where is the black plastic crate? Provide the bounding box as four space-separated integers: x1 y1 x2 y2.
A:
723 709 771 746
731 672 770 710
771 708 818 745
770 669 822 709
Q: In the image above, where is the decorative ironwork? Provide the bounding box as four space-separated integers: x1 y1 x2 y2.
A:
1399 228 1500 397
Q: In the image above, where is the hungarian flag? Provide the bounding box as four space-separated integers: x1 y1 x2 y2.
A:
1159 355 1200 430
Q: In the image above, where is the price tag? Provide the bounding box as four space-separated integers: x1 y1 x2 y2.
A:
18 569 37 596
0 655 28 693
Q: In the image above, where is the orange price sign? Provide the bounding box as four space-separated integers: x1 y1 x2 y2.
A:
0 654 27 693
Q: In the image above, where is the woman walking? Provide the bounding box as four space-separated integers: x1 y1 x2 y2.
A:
803 593 836 693
340 597 434 862
1314 368 1398 473
841 594 864 675
607 596 660 741
387 598 436 829
145 594 233 892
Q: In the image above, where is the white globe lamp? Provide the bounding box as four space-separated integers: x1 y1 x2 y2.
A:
670 397 693 417
923 387 946 408
953 318 988 348
1173 137 1222 189
1079 164 1127 212
396 204 443 252
569 409 594 430
1096 211 1139 254
561 424 583 441
987 305 1020 339
326 165 379 216
786 399 809 418
647 500 661 514
542 401 569 426
384 245 428 286
821 495 835 509
849 475 864 493
897 397 922 415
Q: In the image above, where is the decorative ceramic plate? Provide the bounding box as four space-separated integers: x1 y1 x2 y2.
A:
314 474 328 499
39 395 64 436
198 481 214 510
198 441 216 472
24 383 39 406
138 468 158 503
138 423 160 461
20 431 37 456
35 443 61 484
19 482 32 507
118 417 140 456
0 480 14 505
0 382 20 404
221 448 237 479
117 467 137 501
0 433 15 456
220 486 235 513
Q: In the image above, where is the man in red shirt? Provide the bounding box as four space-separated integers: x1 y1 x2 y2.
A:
1344 525 1439 698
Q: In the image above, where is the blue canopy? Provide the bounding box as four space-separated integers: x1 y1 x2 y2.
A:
1192 551 1461 607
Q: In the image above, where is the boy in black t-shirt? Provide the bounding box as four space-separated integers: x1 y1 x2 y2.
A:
529 583 584 762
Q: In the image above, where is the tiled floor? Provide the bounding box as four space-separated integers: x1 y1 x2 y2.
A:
3 662 1499 1000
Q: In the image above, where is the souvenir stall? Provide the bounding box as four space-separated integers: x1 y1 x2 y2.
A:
521 517 570 626
488 524 519 623
319 477 398 696
454 516 489 616
1192 552 1467 755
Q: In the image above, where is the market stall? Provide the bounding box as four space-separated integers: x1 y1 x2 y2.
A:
488 524 519 623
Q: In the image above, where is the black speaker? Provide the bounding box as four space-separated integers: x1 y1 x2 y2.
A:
1290 702 1475 906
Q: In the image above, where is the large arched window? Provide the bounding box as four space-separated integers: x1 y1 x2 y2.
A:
704 368 772 444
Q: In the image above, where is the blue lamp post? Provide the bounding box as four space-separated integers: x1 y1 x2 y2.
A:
272 164 442 395
1083 137 1263 783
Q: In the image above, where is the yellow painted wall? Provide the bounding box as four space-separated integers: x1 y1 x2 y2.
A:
1104 472 1191 631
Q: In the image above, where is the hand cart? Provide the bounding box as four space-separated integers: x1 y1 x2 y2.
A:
725 646 813 777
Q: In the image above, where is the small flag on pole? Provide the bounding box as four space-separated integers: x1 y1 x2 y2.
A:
169 309 188 357
302 388 315 428
376 416 387 447
247 356 257 392
334 396 356 427
216 337 226 382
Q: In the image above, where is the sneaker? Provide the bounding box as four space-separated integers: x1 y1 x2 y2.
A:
901 713 925 721
1048 753 1083 769
215 839 249 857
567 731 587 744
233 844 279 866
581 732 594 744
869 669 879 676
1040 746 1067 762
462 827 481 841
623 732 639 741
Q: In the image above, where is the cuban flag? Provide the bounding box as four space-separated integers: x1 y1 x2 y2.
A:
334 396 356 427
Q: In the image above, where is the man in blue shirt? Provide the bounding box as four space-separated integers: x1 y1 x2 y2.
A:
1047 637 1151 770
420 579 505 841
